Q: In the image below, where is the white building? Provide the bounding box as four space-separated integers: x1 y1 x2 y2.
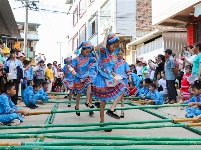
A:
66 0 137 62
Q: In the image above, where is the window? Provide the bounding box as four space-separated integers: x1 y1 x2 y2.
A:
72 33 78 52
79 0 86 18
79 24 86 43
88 16 97 38
73 7 78 26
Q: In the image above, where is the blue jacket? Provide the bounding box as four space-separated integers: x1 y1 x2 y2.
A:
23 88 41 106
37 88 49 102
131 73 141 88
146 90 164 105
184 94 201 109
0 93 20 114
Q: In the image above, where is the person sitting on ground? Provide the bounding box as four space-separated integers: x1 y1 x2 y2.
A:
22 80 34 101
129 83 137 96
23 83 42 109
37 81 50 102
0 82 29 126
131 72 141 88
134 80 143 96
140 78 152 99
180 81 201 118
146 83 164 105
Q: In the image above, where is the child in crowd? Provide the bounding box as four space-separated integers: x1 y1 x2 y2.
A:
157 71 168 100
129 83 137 96
22 60 30 91
180 65 192 101
22 80 34 101
70 41 96 116
62 57 74 107
23 83 42 109
180 81 201 118
37 81 50 102
114 49 132 117
93 33 125 132
0 82 29 125
146 83 164 105
131 72 141 88
134 80 144 96
140 78 152 99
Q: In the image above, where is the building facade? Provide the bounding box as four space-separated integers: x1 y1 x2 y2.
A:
66 0 152 63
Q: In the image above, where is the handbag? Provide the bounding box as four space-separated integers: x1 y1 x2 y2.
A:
105 78 118 88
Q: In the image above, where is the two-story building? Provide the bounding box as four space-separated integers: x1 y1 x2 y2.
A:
66 0 149 63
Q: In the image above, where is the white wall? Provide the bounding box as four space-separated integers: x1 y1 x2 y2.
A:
152 0 201 25
116 0 136 36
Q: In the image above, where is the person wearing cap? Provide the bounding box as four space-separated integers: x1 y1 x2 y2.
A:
17 52 25 63
92 33 125 132
62 57 74 107
45 63 54 92
34 60 46 83
69 41 96 117
164 49 177 104
3 49 23 105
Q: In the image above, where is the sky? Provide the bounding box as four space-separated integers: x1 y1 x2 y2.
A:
9 0 71 65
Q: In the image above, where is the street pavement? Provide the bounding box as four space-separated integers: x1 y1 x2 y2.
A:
1 98 201 149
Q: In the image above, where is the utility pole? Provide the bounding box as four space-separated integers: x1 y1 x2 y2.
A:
57 42 64 64
23 0 29 56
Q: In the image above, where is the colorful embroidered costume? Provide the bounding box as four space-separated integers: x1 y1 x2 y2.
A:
180 73 191 100
71 42 95 94
62 57 74 92
88 50 98 83
184 94 201 118
146 90 164 105
93 33 125 101
114 58 131 95
0 93 23 123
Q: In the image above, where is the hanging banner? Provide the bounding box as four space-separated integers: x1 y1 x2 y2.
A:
187 25 195 45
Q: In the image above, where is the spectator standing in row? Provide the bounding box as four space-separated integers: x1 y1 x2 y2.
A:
45 63 54 92
34 60 45 83
164 49 177 104
4 49 23 105
136 61 143 78
192 42 201 80
154 54 165 81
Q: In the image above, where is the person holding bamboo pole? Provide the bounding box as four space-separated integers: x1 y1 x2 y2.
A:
180 81 201 118
0 82 29 126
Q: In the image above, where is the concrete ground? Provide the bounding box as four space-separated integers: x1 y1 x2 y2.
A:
1 98 201 149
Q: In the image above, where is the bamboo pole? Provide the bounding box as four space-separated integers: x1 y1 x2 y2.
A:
0 142 21 146
0 146 179 150
173 118 198 123
2 134 201 141
0 119 172 129
0 124 192 135
28 104 188 115
1 141 201 146
47 100 132 104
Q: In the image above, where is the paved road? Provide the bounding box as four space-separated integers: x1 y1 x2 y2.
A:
1 98 201 149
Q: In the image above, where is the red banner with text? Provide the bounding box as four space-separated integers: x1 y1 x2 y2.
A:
187 24 195 45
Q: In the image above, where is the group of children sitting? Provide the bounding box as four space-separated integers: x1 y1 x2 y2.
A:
0 80 50 126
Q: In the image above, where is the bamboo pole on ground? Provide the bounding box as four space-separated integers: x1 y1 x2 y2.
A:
0 146 182 150
0 118 198 130
28 104 188 115
2 141 201 146
3 123 201 135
